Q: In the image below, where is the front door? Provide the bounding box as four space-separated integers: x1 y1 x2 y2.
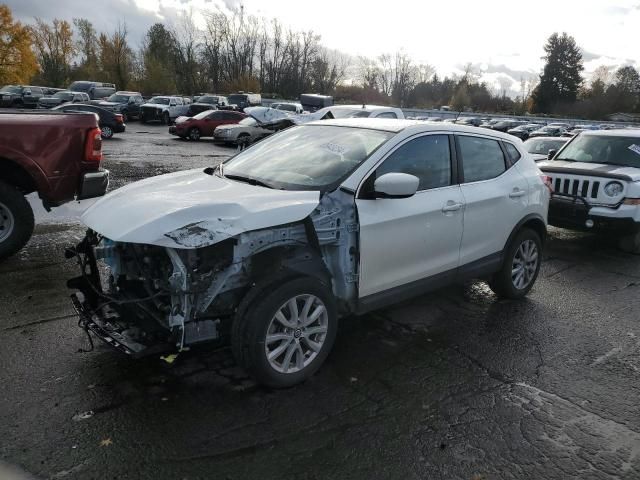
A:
356 134 464 298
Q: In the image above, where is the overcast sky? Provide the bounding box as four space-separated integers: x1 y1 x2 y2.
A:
5 0 640 95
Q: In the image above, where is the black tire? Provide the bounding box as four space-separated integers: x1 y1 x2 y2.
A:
140 115 147 124
188 128 201 141
0 180 35 261
100 125 114 139
163 112 171 125
237 133 250 147
619 232 640 254
489 228 542 299
232 276 338 388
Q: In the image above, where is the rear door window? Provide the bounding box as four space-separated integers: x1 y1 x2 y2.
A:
458 135 507 183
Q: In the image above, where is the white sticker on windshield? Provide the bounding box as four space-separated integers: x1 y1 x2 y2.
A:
628 144 640 156
322 142 347 155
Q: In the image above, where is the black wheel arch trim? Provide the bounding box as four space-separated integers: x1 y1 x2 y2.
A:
504 213 547 253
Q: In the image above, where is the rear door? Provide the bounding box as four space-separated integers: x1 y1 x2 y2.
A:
204 111 225 135
356 133 464 298
456 134 529 265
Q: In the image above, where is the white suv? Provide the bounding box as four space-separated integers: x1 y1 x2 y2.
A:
69 119 549 387
539 129 640 252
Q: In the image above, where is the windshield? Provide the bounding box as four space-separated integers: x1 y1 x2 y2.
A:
525 138 566 154
53 92 73 100
149 97 170 105
0 86 20 93
198 96 218 104
107 94 130 103
223 125 393 190
555 134 640 167
193 109 215 120
68 82 90 92
229 94 247 104
273 103 297 112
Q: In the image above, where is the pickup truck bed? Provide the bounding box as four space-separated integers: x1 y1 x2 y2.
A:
0 110 109 259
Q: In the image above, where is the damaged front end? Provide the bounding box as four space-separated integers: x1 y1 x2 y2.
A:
67 188 359 358
67 230 238 356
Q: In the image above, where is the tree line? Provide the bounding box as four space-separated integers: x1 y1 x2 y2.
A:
0 3 638 119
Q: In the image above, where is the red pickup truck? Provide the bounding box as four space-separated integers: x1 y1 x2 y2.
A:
0 111 109 259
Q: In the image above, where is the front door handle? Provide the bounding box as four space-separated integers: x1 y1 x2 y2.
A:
509 189 526 199
442 202 464 213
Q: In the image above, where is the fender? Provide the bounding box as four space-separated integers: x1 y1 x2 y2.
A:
0 149 49 197
504 213 547 252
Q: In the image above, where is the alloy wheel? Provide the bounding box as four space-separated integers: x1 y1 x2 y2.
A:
0 201 15 243
264 294 329 374
511 239 538 290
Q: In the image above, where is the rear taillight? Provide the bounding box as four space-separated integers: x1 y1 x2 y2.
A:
540 174 553 194
84 127 103 165
115 114 124 124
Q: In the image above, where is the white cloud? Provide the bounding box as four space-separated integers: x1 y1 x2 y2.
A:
6 0 639 88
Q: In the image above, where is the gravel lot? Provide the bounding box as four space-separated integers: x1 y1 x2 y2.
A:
1 123 639 480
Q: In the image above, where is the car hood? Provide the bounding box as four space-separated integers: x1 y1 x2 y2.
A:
141 103 165 109
39 97 63 104
81 168 320 249
97 101 121 108
538 160 640 181
530 153 548 162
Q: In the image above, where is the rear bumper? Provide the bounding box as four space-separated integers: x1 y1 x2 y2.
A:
114 123 126 133
78 169 109 200
549 195 639 233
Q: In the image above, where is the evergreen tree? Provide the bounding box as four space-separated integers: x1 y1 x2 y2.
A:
531 32 583 113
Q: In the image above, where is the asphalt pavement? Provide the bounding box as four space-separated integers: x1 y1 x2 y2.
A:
1 123 639 480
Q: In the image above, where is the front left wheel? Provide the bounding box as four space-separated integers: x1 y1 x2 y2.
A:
232 276 338 388
188 128 201 141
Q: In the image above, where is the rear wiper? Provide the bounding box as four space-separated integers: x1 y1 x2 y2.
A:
224 174 274 189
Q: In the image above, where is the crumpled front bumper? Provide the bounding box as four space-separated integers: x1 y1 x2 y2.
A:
66 234 173 358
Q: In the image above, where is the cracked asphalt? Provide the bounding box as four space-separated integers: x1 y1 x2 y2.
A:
1 124 640 479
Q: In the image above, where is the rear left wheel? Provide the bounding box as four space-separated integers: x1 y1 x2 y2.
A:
232 276 338 388
100 125 113 139
163 112 171 125
0 180 35 261
489 228 541 299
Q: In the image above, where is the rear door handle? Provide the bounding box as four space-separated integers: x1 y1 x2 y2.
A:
442 202 464 213
509 189 526 198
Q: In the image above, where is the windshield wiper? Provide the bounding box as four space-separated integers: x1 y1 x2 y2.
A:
224 174 274 189
555 158 577 162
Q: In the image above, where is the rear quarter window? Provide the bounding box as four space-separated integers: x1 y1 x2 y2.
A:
504 142 522 163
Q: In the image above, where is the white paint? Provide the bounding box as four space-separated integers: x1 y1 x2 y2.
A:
81 168 320 248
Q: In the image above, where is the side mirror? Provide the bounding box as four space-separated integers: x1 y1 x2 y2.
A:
374 173 419 199
547 149 557 160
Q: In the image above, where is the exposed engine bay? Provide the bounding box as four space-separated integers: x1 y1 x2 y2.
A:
67 190 358 357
